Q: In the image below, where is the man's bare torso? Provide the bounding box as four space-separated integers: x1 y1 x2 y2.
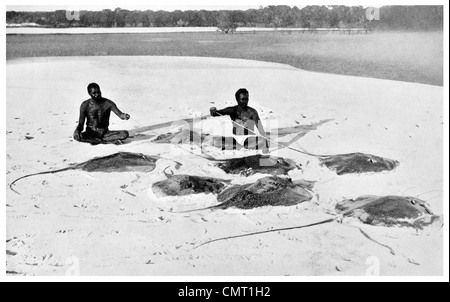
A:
214 105 259 135
81 98 114 131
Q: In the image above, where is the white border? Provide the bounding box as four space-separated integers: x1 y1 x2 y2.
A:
2 0 449 283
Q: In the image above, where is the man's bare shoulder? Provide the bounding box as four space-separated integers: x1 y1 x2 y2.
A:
80 99 90 108
103 98 116 106
248 106 260 116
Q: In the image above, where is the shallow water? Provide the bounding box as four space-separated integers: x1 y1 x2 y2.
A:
5 26 364 35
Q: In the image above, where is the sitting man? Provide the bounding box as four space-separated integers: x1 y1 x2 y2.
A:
210 88 269 153
73 83 130 145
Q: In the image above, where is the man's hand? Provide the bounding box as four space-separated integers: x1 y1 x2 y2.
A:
210 107 217 116
73 130 81 141
121 113 130 120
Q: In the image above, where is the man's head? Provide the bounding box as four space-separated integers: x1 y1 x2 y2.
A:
87 83 101 100
235 88 249 108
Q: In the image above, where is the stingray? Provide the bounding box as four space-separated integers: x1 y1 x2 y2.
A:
152 130 242 150
336 195 439 228
9 152 169 195
319 153 399 175
178 176 314 212
193 194 439 249
214 154 299 176
152 130 208 145
152 167 231 197
192 194 439 249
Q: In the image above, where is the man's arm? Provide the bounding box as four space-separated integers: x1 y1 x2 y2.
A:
253 111 267 136
253 110 270 152
73 101 87 141
109 100 130 120
210 106 235 117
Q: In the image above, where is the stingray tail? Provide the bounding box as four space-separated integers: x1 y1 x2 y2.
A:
163 166 174 179
9 168 71 195
171 204 221 213
9 172 45 195
198 152 219 161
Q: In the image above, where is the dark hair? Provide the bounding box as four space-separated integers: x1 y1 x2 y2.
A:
87 82 100 92
235 88 249 100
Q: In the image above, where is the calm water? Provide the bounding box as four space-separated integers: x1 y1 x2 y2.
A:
5 26 366 35
6 27 219 35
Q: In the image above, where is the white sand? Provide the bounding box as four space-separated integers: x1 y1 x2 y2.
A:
6 56 444 276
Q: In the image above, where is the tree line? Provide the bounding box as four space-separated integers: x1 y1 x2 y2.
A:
6 5 443 31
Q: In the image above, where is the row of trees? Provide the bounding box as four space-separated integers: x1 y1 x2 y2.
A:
6 5 443 31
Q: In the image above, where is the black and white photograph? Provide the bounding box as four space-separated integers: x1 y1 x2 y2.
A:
3 0 448 280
